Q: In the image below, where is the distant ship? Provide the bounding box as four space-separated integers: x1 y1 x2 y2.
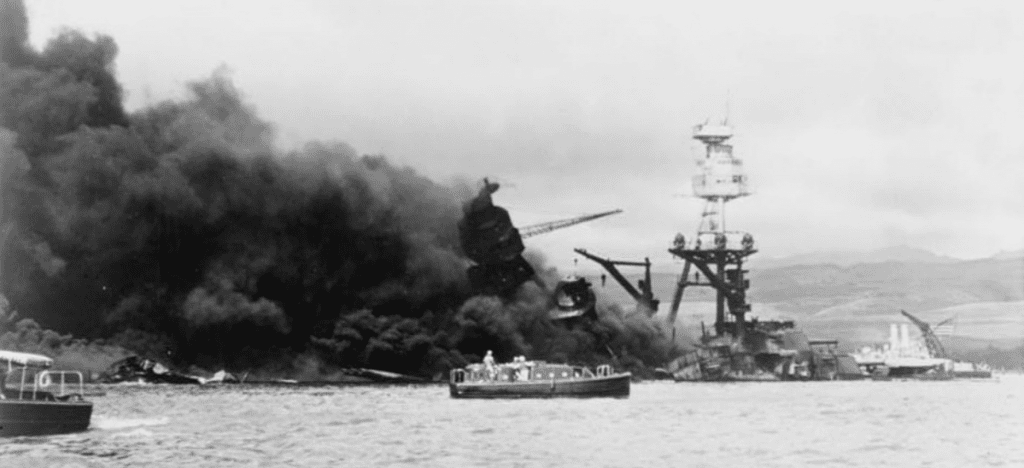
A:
851 311 992 380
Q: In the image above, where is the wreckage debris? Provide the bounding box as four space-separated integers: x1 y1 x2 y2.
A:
458 178 534 295
99 356 427 385
336 368 429 384
99 356 242 385
550 276 597 320
248 369 428 385
100 356 204 385
201 370 241 384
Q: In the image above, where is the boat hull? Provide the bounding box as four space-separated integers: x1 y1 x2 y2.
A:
450 373 630 399
0 400 93 437
953 370 993 379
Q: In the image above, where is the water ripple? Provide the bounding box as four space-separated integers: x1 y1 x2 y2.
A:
1 377 1022 467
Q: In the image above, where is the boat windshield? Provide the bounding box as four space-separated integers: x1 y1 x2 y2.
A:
1 365 86 402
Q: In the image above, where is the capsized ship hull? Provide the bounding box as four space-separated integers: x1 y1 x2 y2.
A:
669 326 866 382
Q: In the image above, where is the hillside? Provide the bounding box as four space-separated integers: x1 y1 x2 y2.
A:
599 257 1022 312
749 257 1024 317
589 253 1023 351
748 245 961 269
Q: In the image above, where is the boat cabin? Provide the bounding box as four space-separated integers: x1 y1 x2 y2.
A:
451 360 616 384
529 364 593 381
1 350 85 402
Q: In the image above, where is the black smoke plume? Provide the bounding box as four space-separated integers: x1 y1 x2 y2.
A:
0 1 675 378
0 0 31 67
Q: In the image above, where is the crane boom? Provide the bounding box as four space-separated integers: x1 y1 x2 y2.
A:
519 209 622 239
900 309 948 359
573 248 659 314
666 260 692 327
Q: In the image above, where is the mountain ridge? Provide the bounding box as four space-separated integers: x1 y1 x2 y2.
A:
748 245 964 269
584 253 1022 348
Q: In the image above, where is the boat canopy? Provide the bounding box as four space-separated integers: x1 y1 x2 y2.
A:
0 350 54 369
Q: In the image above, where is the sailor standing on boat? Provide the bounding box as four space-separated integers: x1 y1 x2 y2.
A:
483 350 496 380
514 356 529 381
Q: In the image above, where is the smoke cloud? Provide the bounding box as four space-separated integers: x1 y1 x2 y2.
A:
0 1 676 379
0 0 31 68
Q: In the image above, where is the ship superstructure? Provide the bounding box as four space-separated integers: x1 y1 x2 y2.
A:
663 119 863 381
666 120 756 338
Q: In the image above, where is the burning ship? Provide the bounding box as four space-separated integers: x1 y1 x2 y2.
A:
459 118 996 382
458 178 621 310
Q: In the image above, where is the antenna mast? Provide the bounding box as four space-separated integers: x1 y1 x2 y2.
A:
666 117 756 338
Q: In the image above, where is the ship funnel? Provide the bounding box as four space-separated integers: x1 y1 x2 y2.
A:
889 324 900 351
900 324 911 351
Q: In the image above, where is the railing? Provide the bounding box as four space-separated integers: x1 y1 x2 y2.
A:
43 370 86 400
453 365 611 382
3 368 86 401
672 231 755 252
574 367 595 379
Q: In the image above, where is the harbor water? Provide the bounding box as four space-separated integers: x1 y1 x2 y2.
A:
2 376 1022 467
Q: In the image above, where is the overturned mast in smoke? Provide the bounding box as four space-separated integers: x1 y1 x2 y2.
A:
459 179 536 294
458 178 622 295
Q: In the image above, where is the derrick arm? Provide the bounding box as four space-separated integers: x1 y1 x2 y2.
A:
573 248 643 300
900 309 930 331
519 210 622 239
901 309 948 359
666 261 692 326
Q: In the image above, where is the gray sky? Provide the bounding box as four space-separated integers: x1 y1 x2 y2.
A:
25 0 1024 272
